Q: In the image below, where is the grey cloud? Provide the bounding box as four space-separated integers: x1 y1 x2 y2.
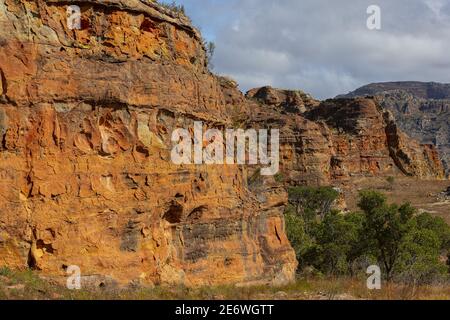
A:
180 0 450 99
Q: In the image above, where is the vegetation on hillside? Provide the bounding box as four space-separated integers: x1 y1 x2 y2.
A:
156 1 216 69
285 187 450 285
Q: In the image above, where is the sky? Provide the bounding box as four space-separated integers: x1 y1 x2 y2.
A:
174 0 450 99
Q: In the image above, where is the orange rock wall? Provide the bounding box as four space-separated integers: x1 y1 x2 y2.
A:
0 0 297 286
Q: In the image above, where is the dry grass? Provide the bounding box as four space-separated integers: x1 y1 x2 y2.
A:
1 267 448 300
343 177 450 223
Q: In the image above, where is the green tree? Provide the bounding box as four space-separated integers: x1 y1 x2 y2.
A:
412 212 450 277
395 227 446 284
284 188 449 284
414 212 450 251
358 191 410 280
358 191 448 283
312 211 364 275
288 186 339 231
285 186 359 274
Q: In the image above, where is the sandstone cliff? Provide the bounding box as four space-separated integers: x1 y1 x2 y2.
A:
244 86 445 186
0 0 445 288
0 0 296 287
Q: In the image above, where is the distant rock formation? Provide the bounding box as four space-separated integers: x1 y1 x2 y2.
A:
339 82 450 175
338 81 450 100
244 87 445 186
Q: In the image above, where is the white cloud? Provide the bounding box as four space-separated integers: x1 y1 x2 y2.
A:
424 0 446 16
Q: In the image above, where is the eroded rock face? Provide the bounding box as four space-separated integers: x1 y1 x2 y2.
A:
340 82 450 176
244 89 445 185
0 0 296 286
246 86 319 114
306 98 445 180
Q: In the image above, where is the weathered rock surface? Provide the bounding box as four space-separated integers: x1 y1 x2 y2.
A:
244 88 445 185
0 0 296 287
339 82 450 176
246 86 319 114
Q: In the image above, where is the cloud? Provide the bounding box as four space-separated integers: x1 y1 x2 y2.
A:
178 0 450 99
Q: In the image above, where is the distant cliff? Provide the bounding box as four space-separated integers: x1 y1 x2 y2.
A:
245 86 445 186
339 82 450 100
339 82 450 175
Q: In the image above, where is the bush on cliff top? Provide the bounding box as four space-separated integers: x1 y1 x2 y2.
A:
157 1 186 14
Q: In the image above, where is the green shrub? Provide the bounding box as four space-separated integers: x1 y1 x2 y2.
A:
284 188 450 285
285 207 317 270
414 212 450 251
394 227 446 284
0 266 12 277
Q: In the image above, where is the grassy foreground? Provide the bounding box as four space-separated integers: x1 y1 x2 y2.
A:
1 267 449 300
